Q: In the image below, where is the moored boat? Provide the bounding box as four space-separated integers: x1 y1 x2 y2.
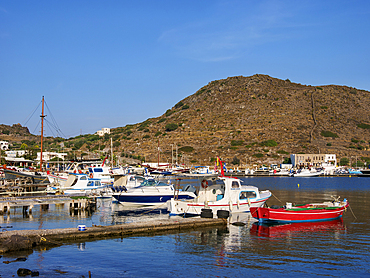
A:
167 176 271 216
290 168 323 177
359 169 370 177
250 198 349 224
47 173 107 195
112 179 196 206
4 168 49 184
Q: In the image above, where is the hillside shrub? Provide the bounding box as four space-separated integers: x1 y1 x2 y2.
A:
179 146 194 153
174 101 184 109
232 156 240 165
321 130 338 138
260 140 278 147
277 150 289 154
165 123 178 131
231 140 244 146
358 123 370 129
165 109 174 117
253 153 263 158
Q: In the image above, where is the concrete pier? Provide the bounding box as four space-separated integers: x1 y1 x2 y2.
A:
0 218 226 253
0 195 96 215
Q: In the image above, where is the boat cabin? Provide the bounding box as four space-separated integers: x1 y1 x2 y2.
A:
197 177 260 204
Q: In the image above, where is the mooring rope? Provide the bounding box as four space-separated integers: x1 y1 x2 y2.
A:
271 192 282 203
348 204 357 219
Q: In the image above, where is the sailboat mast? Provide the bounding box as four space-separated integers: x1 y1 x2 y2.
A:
111 137 113 168
40 96 45 172
157 138 160 167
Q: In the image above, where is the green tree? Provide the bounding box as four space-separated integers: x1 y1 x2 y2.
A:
339 157 349 166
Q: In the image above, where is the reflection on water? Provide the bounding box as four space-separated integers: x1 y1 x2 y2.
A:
1 177 370 277
250 218 346 238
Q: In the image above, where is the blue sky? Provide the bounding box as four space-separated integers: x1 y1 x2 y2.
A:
1 0 369 138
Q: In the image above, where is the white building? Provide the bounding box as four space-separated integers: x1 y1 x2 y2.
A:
5 150 26 158
96 128 111 137
36 151 67 162
0 141 9 150
290 153 337 168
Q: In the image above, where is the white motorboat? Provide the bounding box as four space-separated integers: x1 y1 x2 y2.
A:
112 179 196 206
47 173 107 195
291 169 323 177
167 176 271 216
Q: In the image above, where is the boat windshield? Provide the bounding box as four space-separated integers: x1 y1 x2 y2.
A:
240 191 257 199
139 180 167 187
87 181 95 187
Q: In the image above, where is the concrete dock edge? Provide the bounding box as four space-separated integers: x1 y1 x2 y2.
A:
0 218 227 253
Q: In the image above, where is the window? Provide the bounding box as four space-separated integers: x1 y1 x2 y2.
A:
80 176 87 180
94 168 103 172
240 191 257 199
231 181 239 188
87 181 94 187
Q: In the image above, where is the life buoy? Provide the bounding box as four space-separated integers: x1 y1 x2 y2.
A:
201 180 208 188
89 173 93 179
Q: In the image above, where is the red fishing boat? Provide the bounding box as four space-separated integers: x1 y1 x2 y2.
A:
250 198 349 224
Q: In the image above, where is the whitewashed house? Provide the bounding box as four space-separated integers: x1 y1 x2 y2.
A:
96 128 111 137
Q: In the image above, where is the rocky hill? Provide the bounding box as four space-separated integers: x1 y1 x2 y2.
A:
0 123 32 138
2 74 370 167
109 74 370 167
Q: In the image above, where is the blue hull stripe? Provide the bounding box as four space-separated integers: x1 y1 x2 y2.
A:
113 194 193 204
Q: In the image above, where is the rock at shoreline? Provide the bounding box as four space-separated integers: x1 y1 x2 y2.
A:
0 235 34 253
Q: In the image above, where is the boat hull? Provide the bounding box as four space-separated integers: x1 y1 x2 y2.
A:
168 194 271 216
113 193 194 206
250 204 348 224
4 169 50 184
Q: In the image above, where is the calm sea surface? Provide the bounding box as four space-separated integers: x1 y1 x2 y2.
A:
1 177 370 277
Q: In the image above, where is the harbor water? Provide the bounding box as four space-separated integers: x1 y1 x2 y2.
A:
1 176 370 277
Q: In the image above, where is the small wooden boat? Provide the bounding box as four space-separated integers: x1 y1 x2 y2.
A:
250 198 349 223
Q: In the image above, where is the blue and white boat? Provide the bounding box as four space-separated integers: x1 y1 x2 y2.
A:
112 179 196 206
47 173 107 195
